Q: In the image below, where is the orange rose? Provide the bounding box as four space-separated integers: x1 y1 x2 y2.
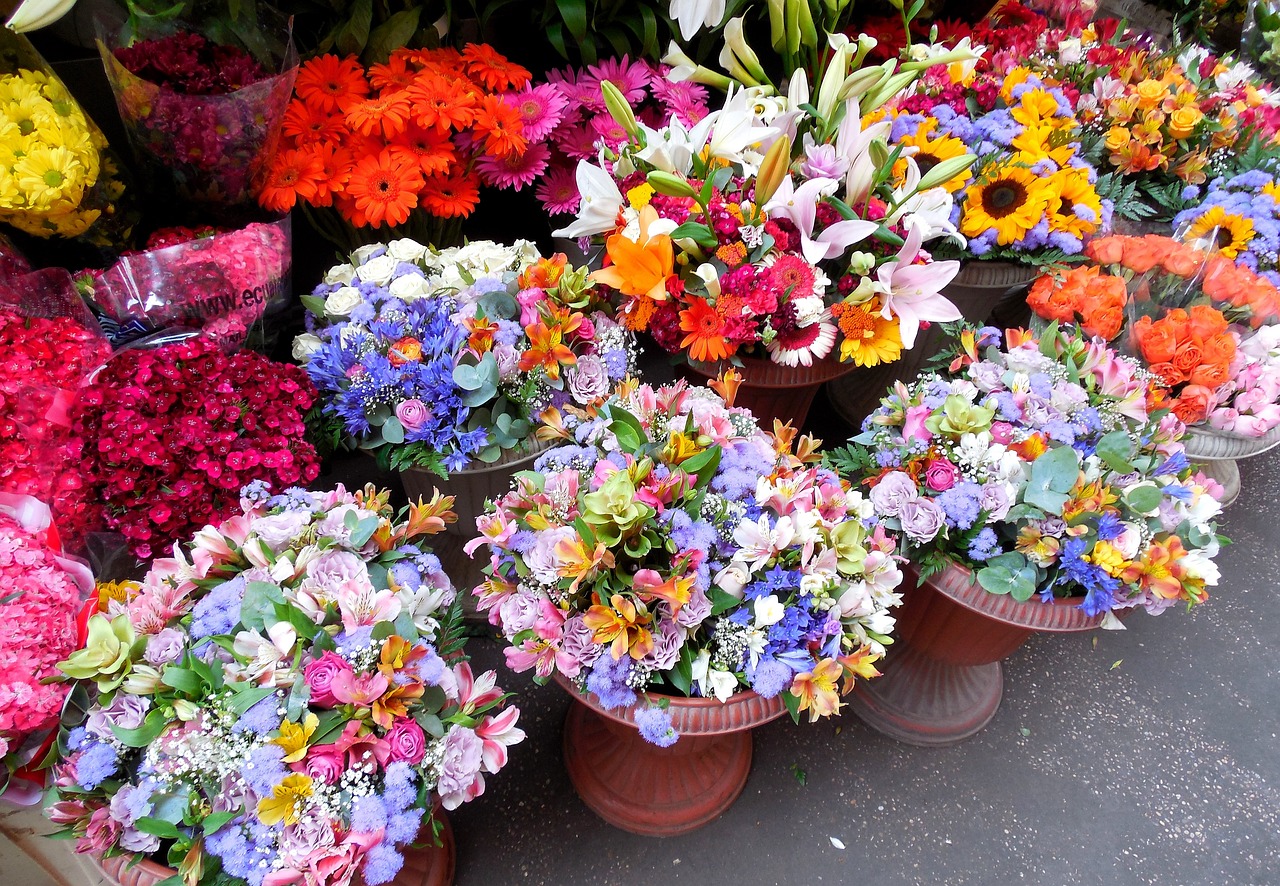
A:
1200 330 1237 367
1171 384 1214 425
1159 243 1203 278
1132 315 1179 363
1104 126 1131 152
1190 362 1231 389
1083 305 1125 340
1148 362 1187 387
1170 344 1204 374
1186 305 1228 340
1201 254 1243 302
1134 79 1166 108
1028 276 1076 322
1086 236 1126 265
1167 106 1203 140
1121 236 1166 273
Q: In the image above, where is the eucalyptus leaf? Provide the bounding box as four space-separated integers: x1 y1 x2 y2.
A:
382 416 405 445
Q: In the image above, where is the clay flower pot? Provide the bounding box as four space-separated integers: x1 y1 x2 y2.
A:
684 351 856 429
1182 424 1280 507
91 813 456 886
554 674 786 836
851 562 1103 747
400 439 552 537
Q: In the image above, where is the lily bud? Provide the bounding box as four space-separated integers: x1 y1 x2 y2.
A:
796 0 818 48
899 46 981 73
719 45 761 87
5 0 76 32
839 66 887 102
647 171 699 199
852 34 879 69
862 70 917 113
601 81 641 143
768 0 787 51
868 138 891 170
915 154 976 193
173 699 201 721
817 43 853 121
754 135 792 206
785 0 801 56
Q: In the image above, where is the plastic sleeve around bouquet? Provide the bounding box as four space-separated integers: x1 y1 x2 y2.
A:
96 16 298 214
0 29 132 249
1242 0 1280 77
0 492 95 806
85 217 292 349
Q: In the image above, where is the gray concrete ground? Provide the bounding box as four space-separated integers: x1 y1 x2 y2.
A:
445 447 1280 886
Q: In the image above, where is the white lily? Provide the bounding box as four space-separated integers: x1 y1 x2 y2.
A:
551 160 624 239
6 0 76 32
886 156 964 246
634 119 703 176
670 0 726 41
702 86 780 165
835 97 892 204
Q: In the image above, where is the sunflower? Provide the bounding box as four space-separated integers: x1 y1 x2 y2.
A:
343 150 424 227
1186 205 1255 258
831 298 902 367
896 125 972 194
1047 167 1103 239
960 163 1054 246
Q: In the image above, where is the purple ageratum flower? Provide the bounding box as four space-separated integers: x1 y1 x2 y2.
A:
634 706 679 747
243 744 287 796
968 527 1001 562
586 654 637 710
385 810 424 844
75 741 120 790
352 794 388 832
189 575 245 639
362 842 406 886
749 658 794 698
233 695 283 736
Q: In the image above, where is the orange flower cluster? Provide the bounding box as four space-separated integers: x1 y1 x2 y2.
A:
259 45 531 227
1028 265 1128 339
1131 306 1236 425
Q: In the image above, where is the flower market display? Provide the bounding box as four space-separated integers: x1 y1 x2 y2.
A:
261 45 542 248
472 380 902 732
0 494 94 803
832 324 1223 615
49 484 522 884
297 240 635 476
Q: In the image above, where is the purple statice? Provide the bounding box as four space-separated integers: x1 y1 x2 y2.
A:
634 706 679 747
586 654 637 710
937 481 983 530
749 658 794 698
352 794 388 832
362 842 406 886
968 527 1000 562
75 741 119 790
189 575 245 639
233 695 282 736
243 744 287 796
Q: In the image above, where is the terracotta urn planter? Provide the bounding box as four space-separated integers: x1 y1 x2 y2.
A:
399 438 552 537
1182 424 1280 508
554 674 786 836
91 813 456 886
684 351 856 429
851 562 1103 747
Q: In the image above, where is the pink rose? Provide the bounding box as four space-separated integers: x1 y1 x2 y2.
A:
989 422 1014 445
386 718 427 764
303 651 354 708
924 458 959 492
902 404 933 443
395 398 431 432
291 744 345 785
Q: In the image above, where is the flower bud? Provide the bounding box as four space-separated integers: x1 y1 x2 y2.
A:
646 171 699 199
754 135 792 206
601 81 640 143
915 154 976 193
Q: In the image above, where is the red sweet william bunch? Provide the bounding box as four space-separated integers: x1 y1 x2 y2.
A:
0 310 111 540
73 337 321 559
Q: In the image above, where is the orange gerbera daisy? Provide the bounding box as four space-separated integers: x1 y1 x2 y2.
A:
461 43 531 91
389 124 457 177
473 94 528 159
257 147 326 214
307 143 352 206
282 101 347 145
368 52 420 91
294 54 369 114
408 75 477 134
419 170 480 218
343 151 424 228
344 89 415 139
679 298 731 363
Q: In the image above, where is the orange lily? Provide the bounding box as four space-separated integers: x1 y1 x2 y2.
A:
708 368 742 407
519 321 577 380
791 658 845 722
372 680 426 729
838 646 883 693
589 205 674 304
948 327 980 373
518 253 568 290
583 593 654 660
1122 536 1198 602
554 534 615 593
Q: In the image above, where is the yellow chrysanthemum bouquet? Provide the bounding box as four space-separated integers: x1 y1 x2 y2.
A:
0 30 128 245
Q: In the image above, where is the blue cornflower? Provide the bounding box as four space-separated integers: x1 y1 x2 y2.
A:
1095 512 1124 542
1156 451 1190 476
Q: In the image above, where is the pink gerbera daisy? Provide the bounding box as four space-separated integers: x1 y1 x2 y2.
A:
477 142 551 190
536 164 582 215
769 254 817 300
551 122 600 161
651 77 710 127
589 113 630 149
767 319 837 367
504 84 569 143
547 64 603 111
584 55 651 106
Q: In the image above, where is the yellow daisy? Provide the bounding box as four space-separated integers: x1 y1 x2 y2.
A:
833 298 903 367
14 143 85 209
960 162 1055 246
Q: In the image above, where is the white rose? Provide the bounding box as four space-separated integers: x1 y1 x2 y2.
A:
357 254 398 286
324 286 362 318
387 238 428 262
351 244 382 263
323 263 355 285
389 273 432 301
292 333 322 362
1112 523 1143 560
1058 37 1083 64
714 563 751 598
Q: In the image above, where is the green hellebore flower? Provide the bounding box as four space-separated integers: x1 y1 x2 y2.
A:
830 521 869 575
58 614 136 692
925 394 996 437
582 471 651 542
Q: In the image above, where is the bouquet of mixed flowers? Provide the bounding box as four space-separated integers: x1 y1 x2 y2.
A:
0 303 111 542
829 324 1223 616
100 25 298 210
49 483 523 883
887 66 1110 263
297 239 635 475
0 31 129 244
70 336 321 559
0 494 94 803
470 380 903 741
555 52 978 368
527 56 710 219
261 45 543 248
1174 170 1280 285
1028 233 1280 426
1207 323 1280 435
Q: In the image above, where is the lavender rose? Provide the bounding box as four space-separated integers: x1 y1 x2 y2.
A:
278 817 337 867
567 354 610 403
386 718 428 764
395 398 432 433
869 471 919 518
143 627 187 667
979 482 1013 522
86 693 150 740
250 510 312 552
438 725 485 810
898 497 947 543
558 615 603 676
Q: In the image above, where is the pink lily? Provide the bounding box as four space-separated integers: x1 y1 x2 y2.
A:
874 223 962 349
762 176 878 265
452 662 505 714
330 670 390 707
476 706 525 773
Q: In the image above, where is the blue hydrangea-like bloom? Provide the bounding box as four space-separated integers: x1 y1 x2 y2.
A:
586 655 637 710
75 741 119 790
189 576 245 639
634 706 679 747
750 658 794 698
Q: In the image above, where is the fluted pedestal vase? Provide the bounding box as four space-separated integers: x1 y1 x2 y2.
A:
684 352 855 429
852 563 1103 747
91 813 456 886
555 675 786 836
1182 424 1280 508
